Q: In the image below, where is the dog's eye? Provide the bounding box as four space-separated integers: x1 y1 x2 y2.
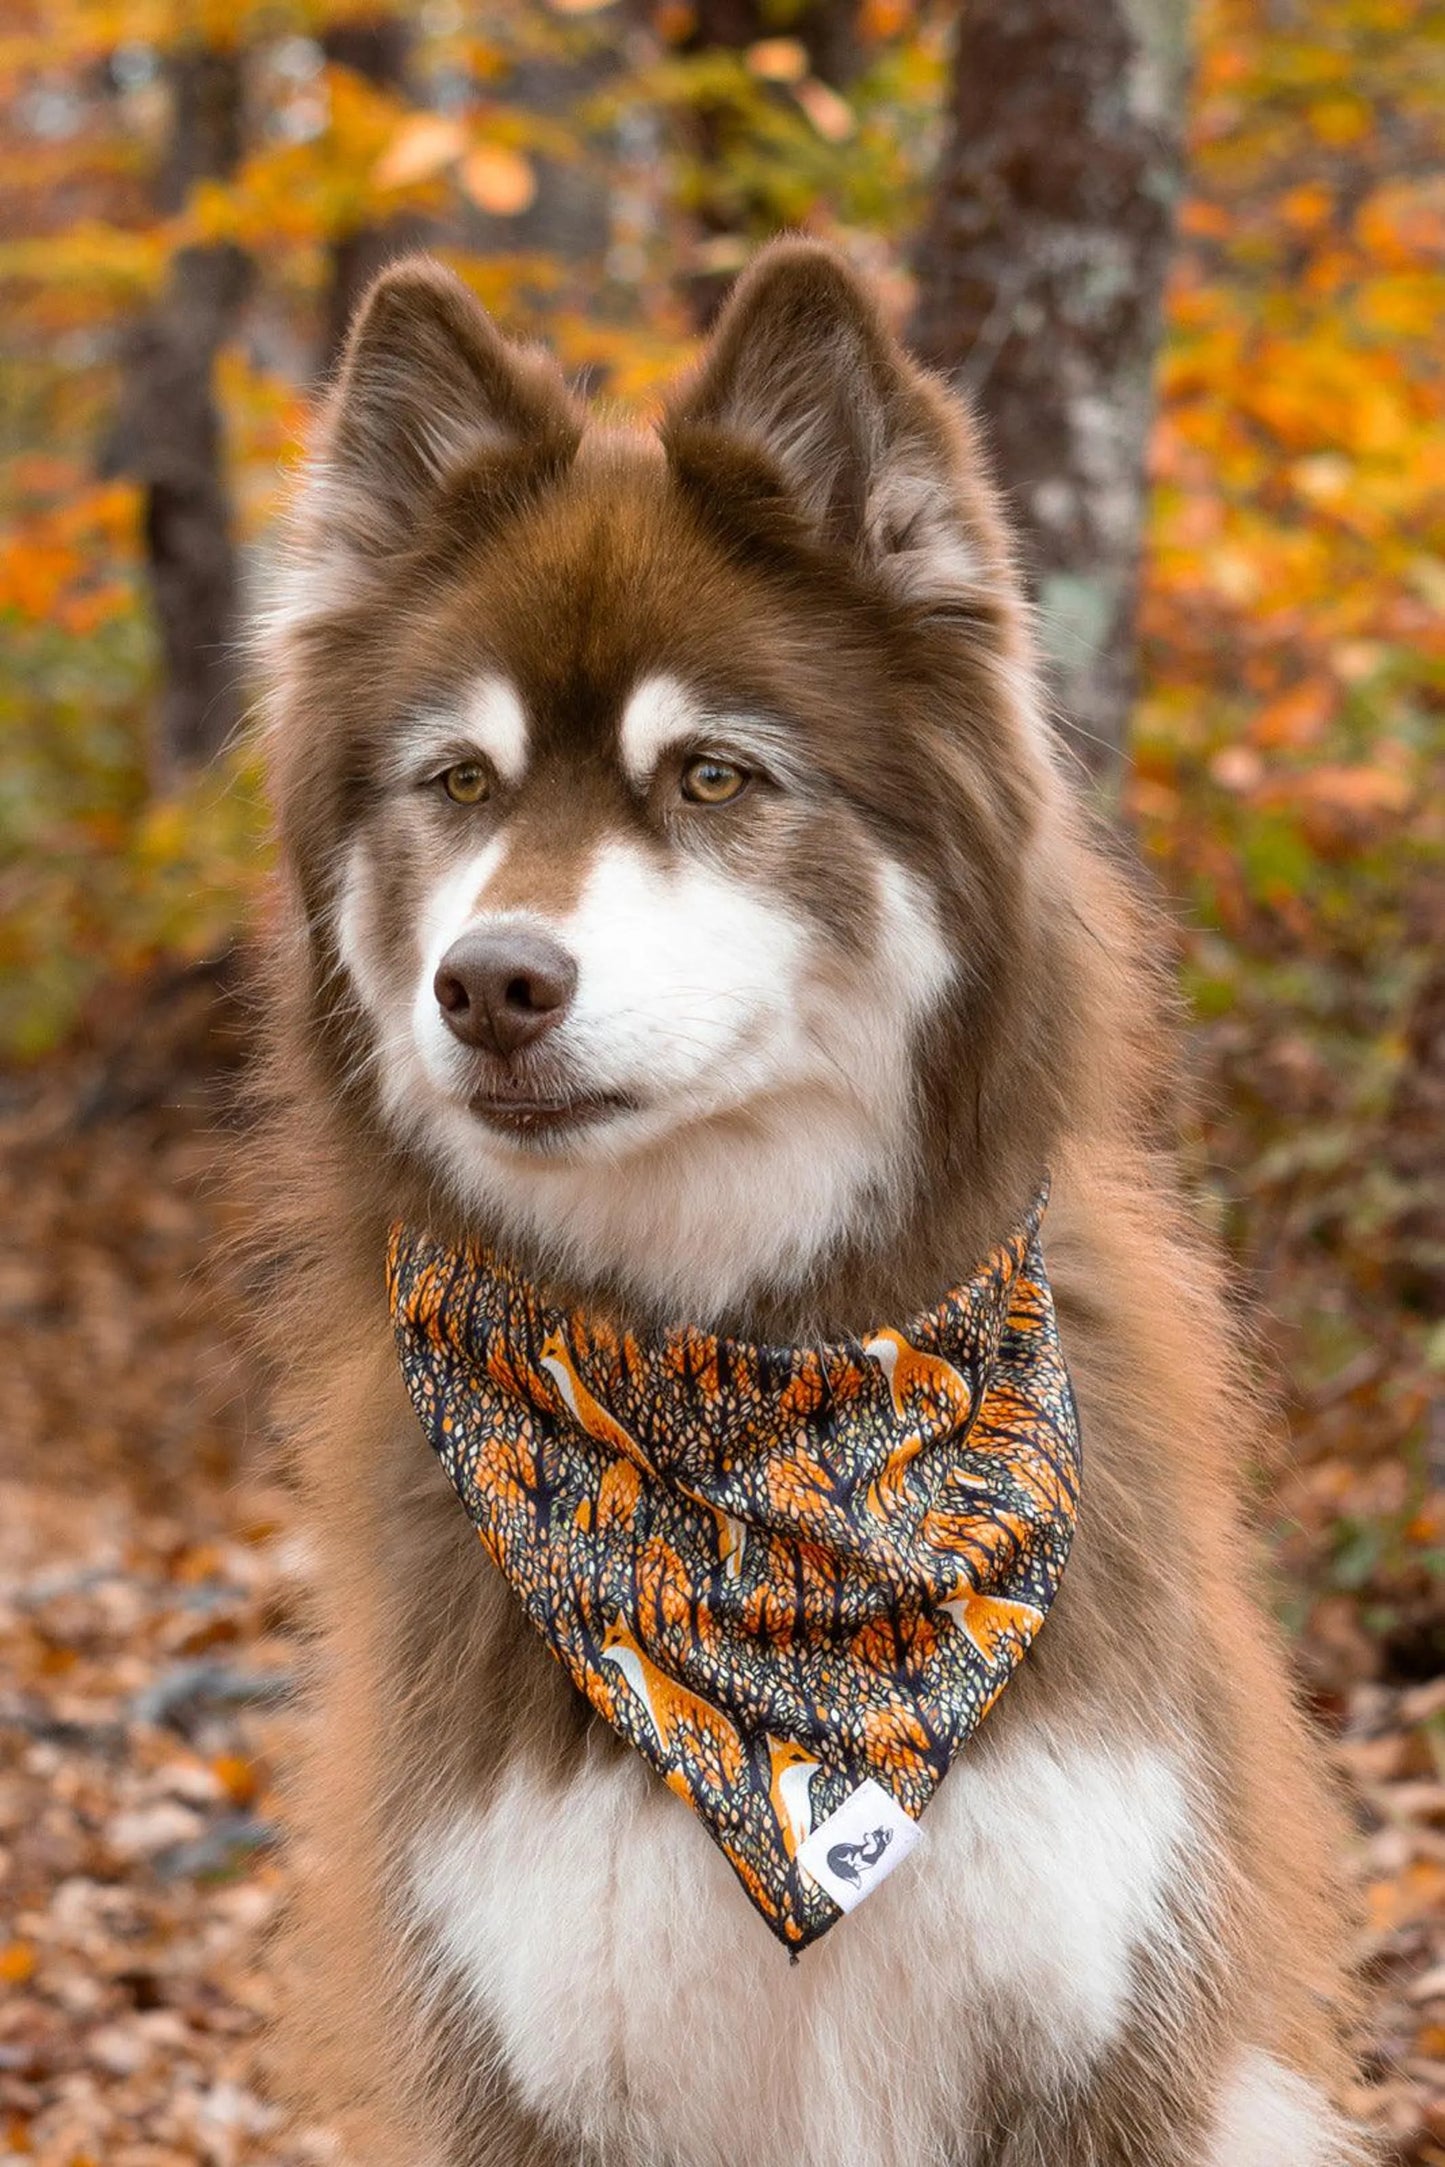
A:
441 762 491 805
680 756 749 806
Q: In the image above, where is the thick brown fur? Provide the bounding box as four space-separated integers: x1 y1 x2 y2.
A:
248 242 1361 2164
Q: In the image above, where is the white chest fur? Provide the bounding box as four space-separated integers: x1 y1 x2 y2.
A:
409 1728 1195 2167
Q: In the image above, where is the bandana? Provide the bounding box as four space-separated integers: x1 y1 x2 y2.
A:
387 1190 1080 1952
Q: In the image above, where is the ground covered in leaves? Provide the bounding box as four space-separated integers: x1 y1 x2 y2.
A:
0 974 1442 2164
0 979 328 2166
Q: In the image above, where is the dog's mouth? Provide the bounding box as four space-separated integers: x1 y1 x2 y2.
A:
466 1087 638 1140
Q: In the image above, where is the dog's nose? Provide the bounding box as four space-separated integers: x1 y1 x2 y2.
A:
433 928 578 1057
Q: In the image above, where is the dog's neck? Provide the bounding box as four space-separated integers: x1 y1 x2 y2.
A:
386 1098 1045 1347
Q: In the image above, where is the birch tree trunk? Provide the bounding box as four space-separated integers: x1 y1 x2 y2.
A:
910 0 1191 786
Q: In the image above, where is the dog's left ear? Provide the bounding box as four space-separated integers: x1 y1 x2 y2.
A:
274 257 582 625
662 240 1004 613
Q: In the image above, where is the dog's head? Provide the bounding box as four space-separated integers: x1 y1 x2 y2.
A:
262 243 1077 1318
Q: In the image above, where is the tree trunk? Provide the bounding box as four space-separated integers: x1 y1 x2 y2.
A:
103 41 251 784
910 0 1191 787
319 15 419 376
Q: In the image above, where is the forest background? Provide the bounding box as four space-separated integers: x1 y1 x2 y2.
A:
0 1 1442 2160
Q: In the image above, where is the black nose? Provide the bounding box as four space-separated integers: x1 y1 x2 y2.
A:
433 927 578 1057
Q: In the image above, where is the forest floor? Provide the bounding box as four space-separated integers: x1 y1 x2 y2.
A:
1 972 1443 2165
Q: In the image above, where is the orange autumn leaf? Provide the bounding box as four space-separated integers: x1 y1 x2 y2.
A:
212 1753 260 1805
747 38 808 83
373 114 466 191
1252 680 1337 750
1366 1861 1445 1939
459 144 537 217
861 0 915 32
1293 764 1412 815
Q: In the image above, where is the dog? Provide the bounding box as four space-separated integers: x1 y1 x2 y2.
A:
252 239 1367 2164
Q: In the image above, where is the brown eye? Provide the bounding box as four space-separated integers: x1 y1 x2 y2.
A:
680 755 748 806
442 761 490 805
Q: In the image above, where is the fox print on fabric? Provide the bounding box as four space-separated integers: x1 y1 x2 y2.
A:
387 1191 1080 1949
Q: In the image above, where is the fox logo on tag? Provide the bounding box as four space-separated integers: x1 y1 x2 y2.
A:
827 1825 894 1889
797 1779 921 1915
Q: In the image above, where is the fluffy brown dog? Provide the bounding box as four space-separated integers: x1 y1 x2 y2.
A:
253 239 1365 2164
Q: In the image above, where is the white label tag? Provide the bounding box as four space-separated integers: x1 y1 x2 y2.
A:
796 1778 922 1914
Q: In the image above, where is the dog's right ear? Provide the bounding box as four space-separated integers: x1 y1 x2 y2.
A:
662 240 1005 618
289 257 582 593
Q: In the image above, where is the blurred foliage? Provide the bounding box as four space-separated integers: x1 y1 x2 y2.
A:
1127 0 1445 1658
0 0 948 1061
0 0 1441 1633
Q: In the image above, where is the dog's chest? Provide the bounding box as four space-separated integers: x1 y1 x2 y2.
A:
409 1725 1193 2167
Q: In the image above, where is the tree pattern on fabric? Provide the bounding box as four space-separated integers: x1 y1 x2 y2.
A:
387 1189 1081 1951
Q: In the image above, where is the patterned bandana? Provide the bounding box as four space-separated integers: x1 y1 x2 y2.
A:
387 1190 1080 1952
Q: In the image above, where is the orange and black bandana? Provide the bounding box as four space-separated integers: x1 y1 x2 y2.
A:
387 1190 1081 1952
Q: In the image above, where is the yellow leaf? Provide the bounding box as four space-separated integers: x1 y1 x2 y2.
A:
373 115 466 191
459 145 537 218
1308 95 1371 148
0 1941 35 1984
1210 548 1261 604
1292 454 1351 503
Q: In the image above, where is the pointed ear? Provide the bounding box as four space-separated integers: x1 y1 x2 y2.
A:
291 256 582 589
662 240 1006 615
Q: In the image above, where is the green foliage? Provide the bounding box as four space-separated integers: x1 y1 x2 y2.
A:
0 590 267 1057
592 34 944 246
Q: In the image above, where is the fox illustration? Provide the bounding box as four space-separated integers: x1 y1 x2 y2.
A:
826 1826 893 1890
863 1330 974 1427
542 1334 747 1580
940 1588 1044 1664
767 1736 821 1860
862 1331 976 1512
540 1330 661 1480
600 1617 745 1785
